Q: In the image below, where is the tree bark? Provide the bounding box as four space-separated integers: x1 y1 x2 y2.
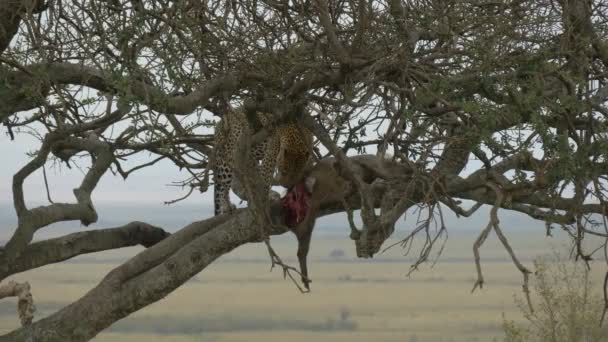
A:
0 222 170 282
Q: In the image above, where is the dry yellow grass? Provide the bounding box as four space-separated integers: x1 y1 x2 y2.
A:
0 233 603 342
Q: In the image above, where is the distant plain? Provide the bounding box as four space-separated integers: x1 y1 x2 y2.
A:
0 229 603 342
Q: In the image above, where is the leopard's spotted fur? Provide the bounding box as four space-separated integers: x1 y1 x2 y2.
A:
212 109 313 215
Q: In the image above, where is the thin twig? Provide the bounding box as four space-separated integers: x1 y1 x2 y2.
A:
264 238 310 293
3 119 15 140
42 165 54 204
471 182 502 293
493 221 533 313
164 185 195 205
471 219 493 293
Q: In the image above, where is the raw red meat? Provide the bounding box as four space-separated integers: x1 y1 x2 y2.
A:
281 181 311 227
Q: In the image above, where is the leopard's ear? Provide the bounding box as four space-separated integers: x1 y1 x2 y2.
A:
304 176 316 193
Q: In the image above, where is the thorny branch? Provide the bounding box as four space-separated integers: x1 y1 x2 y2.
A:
264 239 310 293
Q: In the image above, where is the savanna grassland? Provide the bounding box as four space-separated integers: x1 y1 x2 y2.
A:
0 231 602 342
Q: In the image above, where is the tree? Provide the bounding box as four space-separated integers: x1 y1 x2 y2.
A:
1 0 608 340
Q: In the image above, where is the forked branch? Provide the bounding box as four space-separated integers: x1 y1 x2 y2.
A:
471 183 533 312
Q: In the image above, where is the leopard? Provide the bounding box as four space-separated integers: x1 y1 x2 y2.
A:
212 108 313 216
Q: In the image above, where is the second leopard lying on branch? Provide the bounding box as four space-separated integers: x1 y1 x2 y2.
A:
280 155 412 290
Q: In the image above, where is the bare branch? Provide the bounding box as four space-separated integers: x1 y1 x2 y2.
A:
0 281 35 327
0 222 170 281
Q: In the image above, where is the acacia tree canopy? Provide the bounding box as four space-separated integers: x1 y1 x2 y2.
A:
1 0 608 340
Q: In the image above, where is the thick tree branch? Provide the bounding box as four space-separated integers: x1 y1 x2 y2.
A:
0 222 170 282
6 135 113 257
0 63 265 123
